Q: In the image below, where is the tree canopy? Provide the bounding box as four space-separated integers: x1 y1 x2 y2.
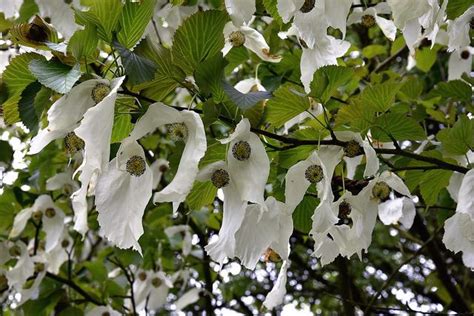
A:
0 0 473 314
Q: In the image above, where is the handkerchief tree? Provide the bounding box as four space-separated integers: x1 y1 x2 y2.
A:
0 0 473 314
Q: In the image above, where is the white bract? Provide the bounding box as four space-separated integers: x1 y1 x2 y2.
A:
197 161 247 265
222 22 282 63
222 0 281 63
347 3 397 41
220 118 269 206
336 131 380 178
10 195 65 252
95 139 153 254
126 102 206 212
132 270 173 312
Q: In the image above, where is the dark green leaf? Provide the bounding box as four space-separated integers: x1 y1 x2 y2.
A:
432 80 471 103
437 115 474 155
114 40 157 85
446 0 474 20
420 170 452 206
371 112 426 141
360 82 401 112
18 81 42 132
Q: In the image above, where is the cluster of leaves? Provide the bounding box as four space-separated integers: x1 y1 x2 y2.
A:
0 0 473 314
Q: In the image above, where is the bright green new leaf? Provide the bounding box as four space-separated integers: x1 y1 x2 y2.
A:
68 24 98 61
186 180 218 211
371 112 426 142
446 0 474 19
420 169 452 206
360 82 401 112
310 65 354 103
266 83 310 127
437 115 474 155
117 0 157 49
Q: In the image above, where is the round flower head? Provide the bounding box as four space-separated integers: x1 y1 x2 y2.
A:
9 195 65 252
197 161 247 265
126 102 207 213
285 146 343 213
335 131 380 178
222 22 282 63
219 118 270 206
70 76 125 236
95 139 153 254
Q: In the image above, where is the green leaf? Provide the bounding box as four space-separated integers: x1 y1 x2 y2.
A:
335 98 374 132
68 23 98 61
18 81 42 132
134 39 185 101
415 46 439 73
28 59 81 94
222 81 272 109
172 10 229 74
293 195 318 234
2 53 46 124
0 141 14 164
437 115 474 155
186 181 218 211
310 65 354 103
278 145 314 169
111 114 133 143
266 83 310 127
432 80 471 103
371 112 426 142
194 53 227 101
117 0 157 49
262 0 283 25
362 44 387 58
446 0 474 20
114 40 157 85
77 0 123 42
420 170 452 206
360 82 401 112
398 77 424 101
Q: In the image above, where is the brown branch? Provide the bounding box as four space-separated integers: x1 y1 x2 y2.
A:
45 272 104 306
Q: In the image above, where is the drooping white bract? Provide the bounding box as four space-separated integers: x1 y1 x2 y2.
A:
225 0 256 26
1 241 34 291
234 197 292 269
233 197 292 310
220 118 270 206
447 6 474 52
64 77 125 236
335 131 380 178
367 171 416 229
132 270 173 312
324 189 379 261
46 169 79 194
29 77 121 154
165 225 193 256
419 0 448 48
126 102 206 212
197 161 247 265
145 1 197 47
36 229 73 275
447 46 473 81
347 2 397 41
222 22 282 63
151 158 169 190
387 0 432 53
36 0 79 39
95 139 153 254
86 306 121 316
263 260 289 310
454 169 474 221
279 26 349 93
9 195 65 252
235 77 265 94
174 287 202 311
277 0 352 48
